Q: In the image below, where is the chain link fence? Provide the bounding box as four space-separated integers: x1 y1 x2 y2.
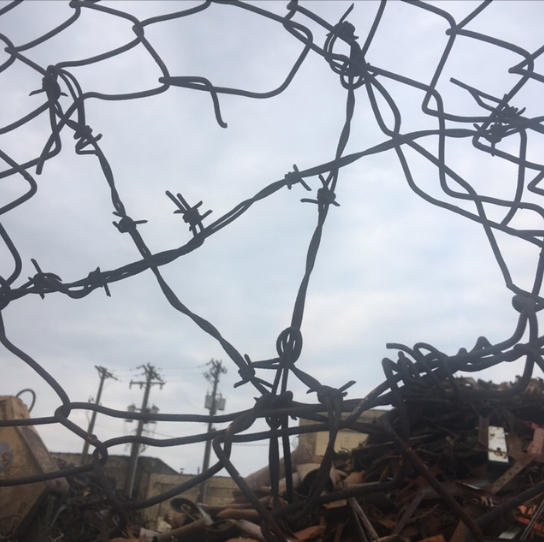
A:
1 1 544 540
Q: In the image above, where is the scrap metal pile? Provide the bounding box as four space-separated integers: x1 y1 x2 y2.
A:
118 378 544 542
35 377 541 542
3 376 544 541
49 458 143 542
1 1 544 542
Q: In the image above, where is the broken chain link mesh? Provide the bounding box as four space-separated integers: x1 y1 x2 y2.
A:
1 1 544 541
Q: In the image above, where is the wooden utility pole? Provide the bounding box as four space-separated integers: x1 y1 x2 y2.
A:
199 359 226 503
123 363 164 498
81 366 117 465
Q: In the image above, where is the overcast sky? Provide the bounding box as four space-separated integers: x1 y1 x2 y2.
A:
1 1 543 478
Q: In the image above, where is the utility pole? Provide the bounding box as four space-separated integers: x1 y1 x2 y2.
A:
198 359 226 503
81 366 117 465
123 363 164 498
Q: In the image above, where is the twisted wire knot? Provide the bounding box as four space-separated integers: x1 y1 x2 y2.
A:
276 327 303 363
301 175 340 207
316 380 355 405
323 7 367 89
87 267 111 297
235 354 257 388
166 191 211 236
29 259 63 299
0 276 11 310
29 65 67 103
74 125 102 153
474 100 526 154
284 164 311 191
112 213 148 233
512 294 543 314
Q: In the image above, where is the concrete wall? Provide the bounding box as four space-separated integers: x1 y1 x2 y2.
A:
52 452 136 494
298 409 386 456
144 473 238 528
51 452 238 529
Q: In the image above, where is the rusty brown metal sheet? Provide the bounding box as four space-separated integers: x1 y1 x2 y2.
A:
0 396 68 540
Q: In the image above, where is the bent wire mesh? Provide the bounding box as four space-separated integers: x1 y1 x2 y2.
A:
0 1 544 541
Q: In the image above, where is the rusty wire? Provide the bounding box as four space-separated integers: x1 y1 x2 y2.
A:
0 1 544 541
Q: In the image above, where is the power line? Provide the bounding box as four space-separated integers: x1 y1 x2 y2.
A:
81 366 117 465
123 363 164 498
198 359 227 503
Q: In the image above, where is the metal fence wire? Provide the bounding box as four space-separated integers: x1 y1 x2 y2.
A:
1 0 544 541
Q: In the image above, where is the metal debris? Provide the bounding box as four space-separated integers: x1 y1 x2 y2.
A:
141 378 544 542
0 396 68 541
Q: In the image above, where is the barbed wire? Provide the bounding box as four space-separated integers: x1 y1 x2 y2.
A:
1 1 544 541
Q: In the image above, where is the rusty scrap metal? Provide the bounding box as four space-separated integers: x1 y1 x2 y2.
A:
130 378 544 541
183 380 544 541
0 396 69 540
0 1 544 541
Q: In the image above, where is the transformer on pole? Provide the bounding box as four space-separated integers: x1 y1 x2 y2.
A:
199 359 226 503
